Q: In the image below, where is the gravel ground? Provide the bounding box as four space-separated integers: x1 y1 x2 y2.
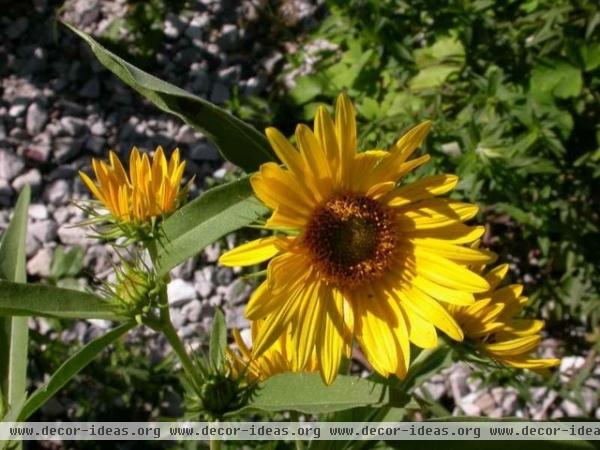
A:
1 0 597 421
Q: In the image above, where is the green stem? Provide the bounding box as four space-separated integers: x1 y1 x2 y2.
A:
146 245 198 381
210 420 222 450
161 319 197 381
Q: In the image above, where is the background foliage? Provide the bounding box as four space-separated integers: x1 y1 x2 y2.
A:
268 0 600 350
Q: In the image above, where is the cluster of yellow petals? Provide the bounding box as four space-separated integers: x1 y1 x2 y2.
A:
228 322 318 382
79 147 186 223
448 264 560 370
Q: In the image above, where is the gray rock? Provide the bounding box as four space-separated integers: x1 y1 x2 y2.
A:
170 308 186 329
25 142 51 163
210 82 230 104
167 279 197 306
218 24 239 51
27 247 54 277
28 203 49 220
57 223 96 246
26 102 48 135
182 300 202 323
215 267 233 285
79 78 101 99
474 392 496 414
30 220 58 242
8 103 27 118
190 141 220 161
90 119 106 136
85 135 106 154
12 169 42 193
6 17 29 39
194 267 214 297
164 13 186 39
45 179 71 205
0 179 12 206
561 399 584 417
26 233 41 258
0 150 25 181
185 14 209 40
60 117 87 136
53 136 83 162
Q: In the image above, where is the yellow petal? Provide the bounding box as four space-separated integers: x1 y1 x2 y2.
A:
384 174 458 207
219 236 283 267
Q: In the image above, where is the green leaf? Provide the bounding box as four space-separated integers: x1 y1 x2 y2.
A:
209 309 227 371
150 176 268 278
410 34 465 90
64 22 274 173
530 60 583 102
0 281 126 321
0 186 30 418
237 373 388 415
18 321 135 421
397 344 454 394
49 246 84 280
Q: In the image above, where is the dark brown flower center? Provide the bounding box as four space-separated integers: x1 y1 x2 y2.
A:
303 194 396 287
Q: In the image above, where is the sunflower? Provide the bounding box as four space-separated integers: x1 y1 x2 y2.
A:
448 263 560 370
228 322 319 382
220 93 495 384
79 147 188 224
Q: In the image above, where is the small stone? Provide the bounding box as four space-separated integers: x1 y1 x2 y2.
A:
85 135 106 154
164 13 186 39
30 220 58 242
0 179 12 206
167 279 197 306
182 301 202 323
170 308 186 329
28 203 48 220
26 102 48 135
90 120 106 136
204 242 221 263
58 224 96 246
60 117 87 136
562 399 584 417
458 392 481 416
185 15 208 40
6 17 29 39
26 233 41 258
194 267 214 297
449 364 470 400
502 392 519 413
12 169 42 193
475 392 496 414
218 24 239 51
9 103 27 117
27 247 53 277
210 82 230 104
25 142 51 162
0 150 25 181
190 141 220 161
79 78 101 99
53 136 83 162
44 179 71 205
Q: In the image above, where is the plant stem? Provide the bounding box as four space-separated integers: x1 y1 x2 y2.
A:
210 420 222 450
161 319 197 380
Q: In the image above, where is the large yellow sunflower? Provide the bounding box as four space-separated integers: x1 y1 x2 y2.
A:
220 93 495 384
448 263 560 370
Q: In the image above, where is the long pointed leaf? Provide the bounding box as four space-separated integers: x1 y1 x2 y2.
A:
231 373 389 415
18 321 135 421
0 281 126 321
150 176 268 277
0 186 30 416
209 309 227 371
64 22 274 173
